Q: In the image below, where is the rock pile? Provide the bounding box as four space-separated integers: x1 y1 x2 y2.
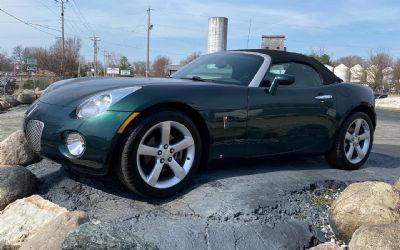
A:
0 89 41 111
328 179 400 249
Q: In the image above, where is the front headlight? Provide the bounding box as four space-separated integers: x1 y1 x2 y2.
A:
76 86 141 118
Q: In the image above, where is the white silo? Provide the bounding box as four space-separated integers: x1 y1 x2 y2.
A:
207 17 228 53
334 64 350 82
324 64 333 72
350 64 364 82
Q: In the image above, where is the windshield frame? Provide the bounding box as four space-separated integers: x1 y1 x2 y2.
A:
171 51 271 87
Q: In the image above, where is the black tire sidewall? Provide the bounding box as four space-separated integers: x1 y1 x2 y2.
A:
119 109 202 197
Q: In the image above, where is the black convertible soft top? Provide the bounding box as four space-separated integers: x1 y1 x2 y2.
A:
235 49 343 85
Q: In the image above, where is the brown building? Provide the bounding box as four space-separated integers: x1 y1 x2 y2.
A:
261 35 286 51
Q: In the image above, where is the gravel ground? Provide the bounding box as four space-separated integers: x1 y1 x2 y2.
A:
1 106 400 249
0 105 28 141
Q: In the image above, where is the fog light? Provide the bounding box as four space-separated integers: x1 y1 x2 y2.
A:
65 132 86 157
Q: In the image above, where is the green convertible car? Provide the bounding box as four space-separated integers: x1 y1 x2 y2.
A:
24 49 376 197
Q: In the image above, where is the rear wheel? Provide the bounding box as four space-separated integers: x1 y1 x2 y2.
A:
117 110 202 197
325 112 373 170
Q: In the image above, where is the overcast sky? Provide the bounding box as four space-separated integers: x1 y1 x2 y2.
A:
1 0 400 64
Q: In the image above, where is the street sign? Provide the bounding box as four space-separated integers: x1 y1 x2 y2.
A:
120 69 131 76
27 66 37 71
107 68 120 75
26 58 37 66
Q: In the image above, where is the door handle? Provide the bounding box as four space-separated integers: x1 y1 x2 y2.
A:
315 94 333 100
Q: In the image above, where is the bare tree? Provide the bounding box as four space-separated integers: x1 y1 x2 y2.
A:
392 58 400 93
106 53 121 68
151 56 171 77
12 45 24 63
333 55 365 67
0 51 13 71
131 61 146 77
309 48 331 65
180 51 201 66
365 51 392 91
49 37 82 76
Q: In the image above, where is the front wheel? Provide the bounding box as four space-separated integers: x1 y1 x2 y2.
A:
325 112 373 170
117 110 202 197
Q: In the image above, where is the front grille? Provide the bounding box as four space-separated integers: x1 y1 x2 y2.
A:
25 120 44 153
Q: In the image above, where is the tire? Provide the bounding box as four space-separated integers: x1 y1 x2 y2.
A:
117 109 202 198
325 112 374 170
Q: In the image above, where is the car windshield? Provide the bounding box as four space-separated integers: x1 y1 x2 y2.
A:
172 52 264 86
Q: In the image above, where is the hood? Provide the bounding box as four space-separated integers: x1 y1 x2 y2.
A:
39 77 190 107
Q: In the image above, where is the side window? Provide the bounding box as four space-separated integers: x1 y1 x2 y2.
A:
263 62 322 88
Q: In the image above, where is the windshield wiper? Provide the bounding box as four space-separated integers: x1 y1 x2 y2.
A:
180 76 206 82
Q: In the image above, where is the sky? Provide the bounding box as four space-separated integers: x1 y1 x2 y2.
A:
1 0 400 64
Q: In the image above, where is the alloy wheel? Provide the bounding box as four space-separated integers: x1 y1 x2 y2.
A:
344 118 371 164
136 121 195 189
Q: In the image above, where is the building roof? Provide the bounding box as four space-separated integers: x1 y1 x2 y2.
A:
261 35 285 38
234 49 343 84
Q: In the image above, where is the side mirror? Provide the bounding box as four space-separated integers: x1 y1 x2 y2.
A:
269 74 295 95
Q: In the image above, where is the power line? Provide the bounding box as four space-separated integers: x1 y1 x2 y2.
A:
0 8 58 37
36 0 59 17
70 0 95 34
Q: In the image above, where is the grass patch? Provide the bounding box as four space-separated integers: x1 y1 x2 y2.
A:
310 193 333 207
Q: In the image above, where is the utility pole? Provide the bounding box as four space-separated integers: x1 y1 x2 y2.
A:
103 50 106 76
246 19 252 49
90 36 100 76
77 61 80 77
146 8 153 78
56 0 67 78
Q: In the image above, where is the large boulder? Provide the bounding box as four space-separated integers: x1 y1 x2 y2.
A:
0 195 68 249
0 165 37 210
61 221 159 250
16 89 37 104
5 95 20 107
393 177 400 191
19 211 89 250
0 100 11 111
329 181 400 241
310 242 341 250
349 224 400 250
0 130 40 166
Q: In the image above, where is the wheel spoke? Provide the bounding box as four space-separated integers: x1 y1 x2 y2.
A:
161 121 171 145
171 136 194 152
358 132 370 141
138 144 159 157
345 132 353 141
147 161 164 186
168 159 186 180
346 144 355 159
354 119 362 136
355 145 365 159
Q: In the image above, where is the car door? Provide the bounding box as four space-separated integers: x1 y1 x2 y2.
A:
246 61 338 157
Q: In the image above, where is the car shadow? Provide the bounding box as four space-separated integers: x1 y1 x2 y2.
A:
36 150 399 204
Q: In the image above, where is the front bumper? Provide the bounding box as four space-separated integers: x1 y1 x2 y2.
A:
24 100 132 175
